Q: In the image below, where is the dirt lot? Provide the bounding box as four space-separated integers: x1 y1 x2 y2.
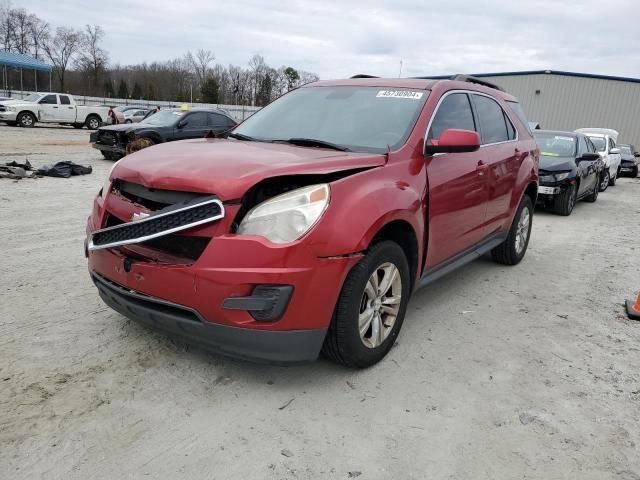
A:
1 124 640 479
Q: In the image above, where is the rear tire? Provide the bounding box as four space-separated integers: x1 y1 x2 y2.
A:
17 112 36 128
584 181 599 203
554 184 577 216
322 240 411 368
491 195 533 266
85 115 101 130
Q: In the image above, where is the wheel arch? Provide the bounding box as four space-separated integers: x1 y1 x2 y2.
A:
17 110 37 124
368 219 419 290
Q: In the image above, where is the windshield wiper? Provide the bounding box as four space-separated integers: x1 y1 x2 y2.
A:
275 138 350 152
227 132 255 141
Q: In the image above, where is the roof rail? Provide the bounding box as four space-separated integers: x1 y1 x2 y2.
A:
350 74 379 79
449 74 505 91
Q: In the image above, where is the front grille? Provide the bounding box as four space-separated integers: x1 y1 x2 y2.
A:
99 131 118 146
0 105 6 112
538 169 554 176
90 197 224 250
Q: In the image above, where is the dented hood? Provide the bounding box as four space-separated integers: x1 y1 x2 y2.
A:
112 138 386 200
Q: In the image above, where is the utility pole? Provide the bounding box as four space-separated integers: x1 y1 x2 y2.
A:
398 59 403 78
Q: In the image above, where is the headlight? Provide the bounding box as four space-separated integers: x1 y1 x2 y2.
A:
237 184 330 244
100 160 120 197
6 106 16 112
554 172 571 181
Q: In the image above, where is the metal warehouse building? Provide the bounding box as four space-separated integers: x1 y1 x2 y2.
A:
443 70 640 148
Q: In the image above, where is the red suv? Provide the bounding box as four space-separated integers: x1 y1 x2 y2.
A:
86 75 538 367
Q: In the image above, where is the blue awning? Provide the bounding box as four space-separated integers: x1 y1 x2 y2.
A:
0 51 51 72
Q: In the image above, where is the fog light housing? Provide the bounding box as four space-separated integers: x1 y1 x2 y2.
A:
223 285 294 321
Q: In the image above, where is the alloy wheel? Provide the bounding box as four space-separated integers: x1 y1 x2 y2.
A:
358 262 402 349
89 118 99 129
515 206 531 255
600 171 609 191
20 114 33 127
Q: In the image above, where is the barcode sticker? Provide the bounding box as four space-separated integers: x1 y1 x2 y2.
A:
376 90 424 99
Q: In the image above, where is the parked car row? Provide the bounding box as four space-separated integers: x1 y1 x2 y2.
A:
533 127 638 216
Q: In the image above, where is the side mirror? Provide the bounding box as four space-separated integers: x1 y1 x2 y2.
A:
177 119 188 129
425 129 480 155
610 147 620 154
578 152 600 162
634 152 640 157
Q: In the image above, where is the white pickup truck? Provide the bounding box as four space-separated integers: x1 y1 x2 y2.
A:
0 93 110 129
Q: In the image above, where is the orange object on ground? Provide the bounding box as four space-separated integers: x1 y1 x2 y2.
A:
626 293 640 320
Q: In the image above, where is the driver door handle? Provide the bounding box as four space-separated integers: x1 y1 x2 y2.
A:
476 160 488 176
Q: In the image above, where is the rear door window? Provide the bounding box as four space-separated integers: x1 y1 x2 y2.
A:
428 93 476 141
472 94 509 144
59 95 71 105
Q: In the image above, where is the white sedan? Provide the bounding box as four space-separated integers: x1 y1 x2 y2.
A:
575 128 622 191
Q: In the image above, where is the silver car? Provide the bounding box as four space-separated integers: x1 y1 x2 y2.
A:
123 108 152 124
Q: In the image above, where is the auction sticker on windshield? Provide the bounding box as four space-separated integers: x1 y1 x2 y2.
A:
376 90 424 99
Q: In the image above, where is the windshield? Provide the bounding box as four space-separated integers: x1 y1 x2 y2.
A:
534 132 576 157
23 93 42 102
619 145 632 155
233 86 429 153
141 110 182 126
587 136 606 152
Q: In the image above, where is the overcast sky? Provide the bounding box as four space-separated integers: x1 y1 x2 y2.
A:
17 0 640 79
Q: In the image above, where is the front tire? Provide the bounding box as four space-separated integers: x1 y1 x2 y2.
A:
599 170 610 192
609 169 617 186
322 240 411 368
17 112 36 128
101 151 122 161
632 166 639 178
554 184 577 216
491 195 533 266
584 180 599 203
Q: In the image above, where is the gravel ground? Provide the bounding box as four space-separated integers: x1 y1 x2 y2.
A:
1 124 640 480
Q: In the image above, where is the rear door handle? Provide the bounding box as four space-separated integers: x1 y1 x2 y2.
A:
476 160 488 176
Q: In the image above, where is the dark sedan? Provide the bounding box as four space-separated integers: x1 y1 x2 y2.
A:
90 107 237 160
618 144 639 177
533 130 604 216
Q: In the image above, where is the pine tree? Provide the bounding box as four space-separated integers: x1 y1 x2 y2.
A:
131 82 143 100
103 79 115 98
201 78 219 103
117 79 129 99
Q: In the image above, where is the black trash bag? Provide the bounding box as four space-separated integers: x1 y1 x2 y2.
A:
37 161 92 178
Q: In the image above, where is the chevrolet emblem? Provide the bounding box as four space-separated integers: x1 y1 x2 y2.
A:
132 212 150 222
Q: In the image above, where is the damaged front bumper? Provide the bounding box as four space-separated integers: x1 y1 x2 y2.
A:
86 197 361 363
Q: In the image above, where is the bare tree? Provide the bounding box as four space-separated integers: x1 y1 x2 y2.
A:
76 24 108 88
187 48 215 87
43 26 81 91
9 7 32 54
28 14 48 59
0 2 15 51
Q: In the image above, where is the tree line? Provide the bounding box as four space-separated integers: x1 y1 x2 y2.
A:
0 3 319 106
